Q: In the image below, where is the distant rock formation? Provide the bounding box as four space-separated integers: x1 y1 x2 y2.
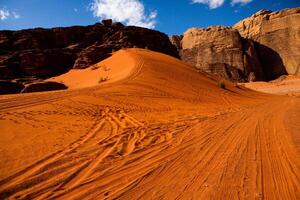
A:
0 20 178 83
171 7 300 82
234 7 300 79
21 81 67 93
172 26 264 82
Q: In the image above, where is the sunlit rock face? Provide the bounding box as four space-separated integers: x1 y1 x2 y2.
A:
174 26 264 82
234 8 300 79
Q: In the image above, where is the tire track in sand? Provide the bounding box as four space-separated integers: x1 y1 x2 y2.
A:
0 106 148 199
0 117 106 198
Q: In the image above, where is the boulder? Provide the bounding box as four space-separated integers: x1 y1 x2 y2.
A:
22 81 67 93
234 8 300 79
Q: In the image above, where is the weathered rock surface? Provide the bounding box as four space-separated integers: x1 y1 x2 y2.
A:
0 20 178 81
0 81 25 94
169 35 183 50
234 8 300 79
21 81 67 93
175 26 264 82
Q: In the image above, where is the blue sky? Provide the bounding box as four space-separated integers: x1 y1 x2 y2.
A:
0 0 299 35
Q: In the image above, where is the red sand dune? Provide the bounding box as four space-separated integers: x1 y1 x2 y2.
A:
0 49 299 199
48 50 137 89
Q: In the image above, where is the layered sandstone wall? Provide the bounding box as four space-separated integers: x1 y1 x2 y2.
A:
234 8 300 79
172 26 264 82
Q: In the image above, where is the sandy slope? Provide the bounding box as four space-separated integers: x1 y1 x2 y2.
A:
0 49 299 199
48 50 137 89
242 75 300 96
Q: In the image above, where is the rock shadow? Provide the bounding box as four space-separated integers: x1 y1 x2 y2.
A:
254 42 287 81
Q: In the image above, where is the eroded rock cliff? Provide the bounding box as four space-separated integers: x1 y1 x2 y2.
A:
233 8 300 79
173 26 264 82
170 7 300 82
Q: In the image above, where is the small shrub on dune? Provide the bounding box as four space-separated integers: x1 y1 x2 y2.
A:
99 76 109 83
103 65 110 71
91 65 99 70
218 82 226 89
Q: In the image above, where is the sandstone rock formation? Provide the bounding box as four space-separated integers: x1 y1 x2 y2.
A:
234 8 300 79
0 20 178 82
169 35 182 50
21 81 67 93
0 81 25 94
174 26 264 82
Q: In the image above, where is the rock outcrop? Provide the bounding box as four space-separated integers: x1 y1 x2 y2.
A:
233 8 300 79
169 35 183 50
174 26 264 82
21 81 67 93
0 81 25 94
0 20 178 82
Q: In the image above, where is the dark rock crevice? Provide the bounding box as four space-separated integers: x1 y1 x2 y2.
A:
254 42 287 81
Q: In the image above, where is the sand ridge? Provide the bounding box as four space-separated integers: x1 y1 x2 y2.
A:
0 49 299 199
48 50 138 89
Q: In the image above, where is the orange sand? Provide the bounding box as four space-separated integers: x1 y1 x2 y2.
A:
48 50 136 89
242 75 300 96
0 49 299 199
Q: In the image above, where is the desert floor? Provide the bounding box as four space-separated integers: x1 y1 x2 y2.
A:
242 75 300 96
0 49 299 199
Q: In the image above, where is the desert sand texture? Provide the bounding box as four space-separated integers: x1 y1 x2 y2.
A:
243 75 300 96
48 50 137 89
0 49 299 199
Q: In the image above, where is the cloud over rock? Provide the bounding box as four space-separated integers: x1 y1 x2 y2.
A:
192 0 253 9
90 0 157 29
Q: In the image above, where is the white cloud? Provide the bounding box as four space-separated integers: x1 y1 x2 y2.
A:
231 0 253 5
192 0 225 9
0 7 20 21
192 0 253 9
90 0 157 29
0 7 10 20
12 11 20 19
74 8 78 12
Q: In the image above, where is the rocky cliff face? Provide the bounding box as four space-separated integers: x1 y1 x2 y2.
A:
173 26 264 82
170 7 300 82
169 35 182 50
233 8 300 79
0 20 178 83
